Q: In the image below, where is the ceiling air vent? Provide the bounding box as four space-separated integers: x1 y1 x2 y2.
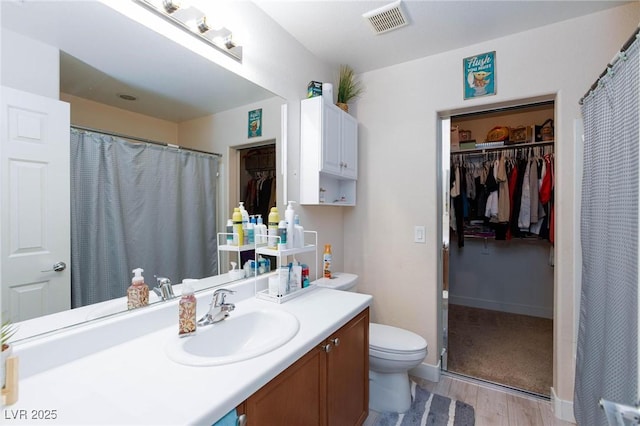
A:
363 0 408 35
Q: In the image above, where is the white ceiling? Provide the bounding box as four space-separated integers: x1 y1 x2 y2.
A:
254 0 630 73
1 1 629 122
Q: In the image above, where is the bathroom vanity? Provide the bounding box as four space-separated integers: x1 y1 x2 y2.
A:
6 275 372 425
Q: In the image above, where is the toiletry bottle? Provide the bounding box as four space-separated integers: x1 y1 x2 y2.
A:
239 202 249 245
232 207 244 246
247 215 256 244
302 264 310 288
294 215 304 248
323 244 332 278
178 281 196 336
268 207 279 249
226 219 233 245
285 201 296 249
255 215 267 244
278 219 288 250
127 268 149 309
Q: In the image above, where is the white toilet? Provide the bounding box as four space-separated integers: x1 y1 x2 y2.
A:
315 273 428 413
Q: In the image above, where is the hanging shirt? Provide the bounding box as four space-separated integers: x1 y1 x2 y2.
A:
497 155 510 223
518 160 531 230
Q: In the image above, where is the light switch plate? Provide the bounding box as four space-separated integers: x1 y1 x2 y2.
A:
414 225 426 243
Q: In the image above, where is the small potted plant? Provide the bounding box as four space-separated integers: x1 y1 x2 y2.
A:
336 64 363 113
2 318 17 387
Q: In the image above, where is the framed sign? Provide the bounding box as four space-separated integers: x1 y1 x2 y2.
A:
248 108 262 138
463 51 496 99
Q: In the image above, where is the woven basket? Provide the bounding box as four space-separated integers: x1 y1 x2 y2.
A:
336 102 348 112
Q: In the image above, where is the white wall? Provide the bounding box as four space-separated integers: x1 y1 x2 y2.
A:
449 239 554 319
343 3 640 408
60 93 179 144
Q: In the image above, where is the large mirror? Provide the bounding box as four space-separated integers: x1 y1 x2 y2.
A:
1 1 283 340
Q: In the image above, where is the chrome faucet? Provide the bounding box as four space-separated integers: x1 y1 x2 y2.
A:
153 276 175 301
197 288 235 326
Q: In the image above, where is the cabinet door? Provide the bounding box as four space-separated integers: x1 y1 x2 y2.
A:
341 113 358 180
244 346 326 425
326 308 369 426
321 102 343 177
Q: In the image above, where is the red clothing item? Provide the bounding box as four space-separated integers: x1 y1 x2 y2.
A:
539 154 553 204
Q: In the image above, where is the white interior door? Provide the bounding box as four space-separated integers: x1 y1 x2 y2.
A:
1 86 71 322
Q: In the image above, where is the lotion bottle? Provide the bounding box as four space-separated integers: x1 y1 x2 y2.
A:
232 207 244 246
178 281 196 336
268 207 279 249
323 244 332 279
239 202 249 245
247 215 256 244
294 215 304 248
127 268 149 310
255 215 267 244
278 219 288 250
226 219 233 245
285 201 296 249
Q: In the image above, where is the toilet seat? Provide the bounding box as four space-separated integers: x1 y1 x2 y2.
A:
369 323 427 359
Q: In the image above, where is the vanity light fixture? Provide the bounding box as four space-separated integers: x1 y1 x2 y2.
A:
133 0 242 62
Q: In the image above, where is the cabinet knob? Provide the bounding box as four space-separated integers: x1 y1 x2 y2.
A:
320 343 332 353
237 414 247 426
330 338 340 347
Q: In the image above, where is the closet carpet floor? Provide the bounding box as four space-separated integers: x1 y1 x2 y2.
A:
447 304 553 397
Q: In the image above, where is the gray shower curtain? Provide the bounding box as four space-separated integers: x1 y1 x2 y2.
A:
70 129 219 307
575 34 638 424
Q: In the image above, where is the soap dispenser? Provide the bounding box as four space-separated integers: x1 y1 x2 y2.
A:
178 281 197 336
127 268 149 310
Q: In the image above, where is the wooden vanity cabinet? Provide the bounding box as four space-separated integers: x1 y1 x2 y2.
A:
241 307 369 426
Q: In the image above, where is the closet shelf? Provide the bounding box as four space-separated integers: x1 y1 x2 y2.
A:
452 140 554 155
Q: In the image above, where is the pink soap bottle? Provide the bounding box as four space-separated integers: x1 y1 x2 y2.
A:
127 268 149 310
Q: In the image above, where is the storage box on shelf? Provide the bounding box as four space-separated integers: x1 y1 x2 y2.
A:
300 96 358 206
254 231 318 304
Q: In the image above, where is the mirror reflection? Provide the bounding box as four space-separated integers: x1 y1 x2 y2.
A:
1 1 282 340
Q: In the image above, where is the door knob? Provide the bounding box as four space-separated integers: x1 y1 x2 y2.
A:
41 261 66 272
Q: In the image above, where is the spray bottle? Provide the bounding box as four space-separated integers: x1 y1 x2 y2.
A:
285 201 296 249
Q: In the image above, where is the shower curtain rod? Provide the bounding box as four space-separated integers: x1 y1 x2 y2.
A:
579 26 639 105
71 125 223 157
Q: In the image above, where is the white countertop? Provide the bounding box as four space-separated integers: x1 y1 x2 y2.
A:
6 276 372 425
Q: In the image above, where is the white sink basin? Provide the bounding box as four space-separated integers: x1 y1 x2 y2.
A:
165 308 299 366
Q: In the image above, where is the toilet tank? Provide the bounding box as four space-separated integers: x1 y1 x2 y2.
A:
315 272 358 292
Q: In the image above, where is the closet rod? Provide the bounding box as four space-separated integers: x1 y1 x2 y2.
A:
579 26 639 105
71 125 222 157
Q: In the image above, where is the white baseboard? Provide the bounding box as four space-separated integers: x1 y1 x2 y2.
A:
449 295 553 319
410 361 441 383
551 387 575 423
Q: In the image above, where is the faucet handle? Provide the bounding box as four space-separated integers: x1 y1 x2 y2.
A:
213 288 235 306
155 276 171 285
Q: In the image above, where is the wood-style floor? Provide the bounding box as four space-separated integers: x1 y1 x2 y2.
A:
364 374 575 426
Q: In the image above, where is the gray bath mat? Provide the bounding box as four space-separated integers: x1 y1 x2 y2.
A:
373 381 475 426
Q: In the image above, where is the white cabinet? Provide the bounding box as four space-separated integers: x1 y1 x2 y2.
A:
300 96 358 205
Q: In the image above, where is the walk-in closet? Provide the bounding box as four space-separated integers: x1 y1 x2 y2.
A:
444 102 555 397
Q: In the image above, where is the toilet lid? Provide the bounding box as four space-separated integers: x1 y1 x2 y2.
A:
369 323 427 354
